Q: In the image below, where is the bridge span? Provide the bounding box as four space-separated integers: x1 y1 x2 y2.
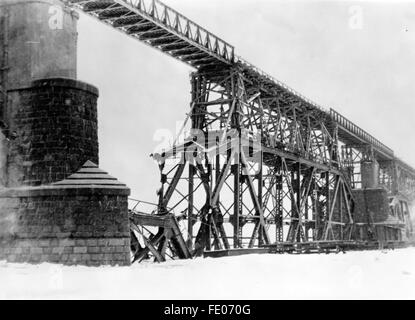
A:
66 0 415 261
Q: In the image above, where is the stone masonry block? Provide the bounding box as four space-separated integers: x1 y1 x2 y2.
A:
73 247 87 254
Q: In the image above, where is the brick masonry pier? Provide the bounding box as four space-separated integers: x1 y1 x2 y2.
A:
0 1 132 266
0 76 132 266
6 78 99 187
0 161 131 266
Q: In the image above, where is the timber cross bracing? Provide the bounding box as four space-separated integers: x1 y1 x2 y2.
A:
149 70 358 253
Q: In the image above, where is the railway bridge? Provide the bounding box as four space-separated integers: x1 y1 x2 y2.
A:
68 0 415 260
0 0 414 265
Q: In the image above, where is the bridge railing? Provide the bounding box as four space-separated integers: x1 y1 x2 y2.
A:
330 109 394 156
395 157 415 179
122 0 235 62
235 55 329 113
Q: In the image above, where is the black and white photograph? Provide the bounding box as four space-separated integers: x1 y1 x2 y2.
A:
0 0 414 304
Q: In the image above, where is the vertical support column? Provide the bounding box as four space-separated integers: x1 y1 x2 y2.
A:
187 164 195 249
392 160 399 195
188 72 199 250
331 125 339 167
305 182 310 241
231 70 243 248
233 149 241 248
289 169 295 240
257 150 264 245
339 180 343 240
296 163 302 242
325 171 331 240
314 173 322 241
275 172 283 242
190 72 197 128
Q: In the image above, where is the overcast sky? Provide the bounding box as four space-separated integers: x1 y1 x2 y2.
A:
76 0 415 201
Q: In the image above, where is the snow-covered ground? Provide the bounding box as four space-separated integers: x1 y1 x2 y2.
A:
1 248 415 300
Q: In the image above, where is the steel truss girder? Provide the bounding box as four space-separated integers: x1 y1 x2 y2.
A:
67 0 235 67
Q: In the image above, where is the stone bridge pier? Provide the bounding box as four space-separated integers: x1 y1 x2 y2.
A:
351 150 410 242
0 0 131 266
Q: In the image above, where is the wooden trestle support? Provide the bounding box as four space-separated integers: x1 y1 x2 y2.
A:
130 67 360 262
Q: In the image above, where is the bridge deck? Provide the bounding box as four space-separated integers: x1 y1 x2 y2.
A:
67 0 415 180
68 0 234 68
